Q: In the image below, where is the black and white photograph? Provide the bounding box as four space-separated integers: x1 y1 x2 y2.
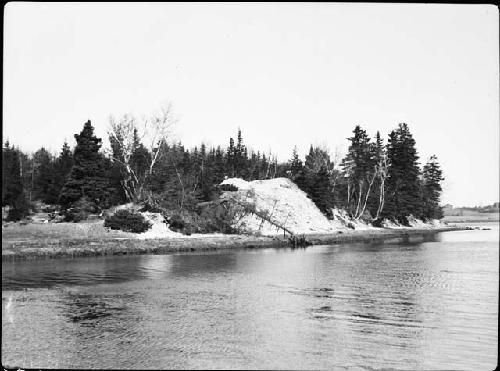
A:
2 3 499 370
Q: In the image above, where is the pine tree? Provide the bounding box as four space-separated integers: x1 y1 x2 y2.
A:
226 137 235 177
310 164 334 217
421 155 444 220
213 146 226 184
44 141 75 205
301 145 334 215
32 147 55 203
288 146 303 178
59 120 110 211
234 128 248 178
342 125 377 218
383 123 421 224
2 142 30 220
2 141 17 206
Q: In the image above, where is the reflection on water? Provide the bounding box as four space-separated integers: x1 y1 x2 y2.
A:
2 224 499 369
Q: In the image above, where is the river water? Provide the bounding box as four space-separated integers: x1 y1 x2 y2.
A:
2 223 498 370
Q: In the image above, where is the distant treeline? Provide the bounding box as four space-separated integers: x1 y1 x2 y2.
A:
2 107 444 225
444 204 499 216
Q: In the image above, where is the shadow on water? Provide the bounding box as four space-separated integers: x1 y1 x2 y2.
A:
167 252 239 277
2 251 242 291
2 255 147 290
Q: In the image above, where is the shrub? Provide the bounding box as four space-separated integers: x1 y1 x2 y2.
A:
197 203 239 234
167 213 186 231
63 197 97 222
64 209 89 222
165 206 238 235
104 210 152 233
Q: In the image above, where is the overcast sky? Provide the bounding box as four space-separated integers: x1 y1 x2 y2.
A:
3 3 499 207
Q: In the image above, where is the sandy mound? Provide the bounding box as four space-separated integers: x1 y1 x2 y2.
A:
135 211 183 239
219 177 343 235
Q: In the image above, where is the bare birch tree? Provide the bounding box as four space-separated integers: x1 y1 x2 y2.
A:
107 103 177 203
374 153 390 220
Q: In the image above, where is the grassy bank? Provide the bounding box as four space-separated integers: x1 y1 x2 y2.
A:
2 221 465 261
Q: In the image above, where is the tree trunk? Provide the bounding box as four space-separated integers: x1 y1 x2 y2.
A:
357 171 377 220
354 180 363 218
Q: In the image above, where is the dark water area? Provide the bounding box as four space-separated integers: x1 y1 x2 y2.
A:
2 224 498 370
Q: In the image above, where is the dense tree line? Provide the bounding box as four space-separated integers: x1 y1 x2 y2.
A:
286 123 443 224
2 116 444 225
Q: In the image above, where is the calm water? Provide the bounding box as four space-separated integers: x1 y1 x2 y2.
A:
2 224 498 370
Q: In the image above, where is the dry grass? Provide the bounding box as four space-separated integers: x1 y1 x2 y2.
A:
2 220 136 242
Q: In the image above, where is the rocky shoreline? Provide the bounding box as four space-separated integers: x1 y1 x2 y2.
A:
2 226 465 261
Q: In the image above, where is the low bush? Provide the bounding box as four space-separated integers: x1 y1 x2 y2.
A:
197 203 239 234
63 197 96 222
104 209 152 233
167 213 186 232
165 204 238 235
64 209 89 223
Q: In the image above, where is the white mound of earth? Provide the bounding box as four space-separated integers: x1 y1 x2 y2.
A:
220 177 344 236
136 211 183 239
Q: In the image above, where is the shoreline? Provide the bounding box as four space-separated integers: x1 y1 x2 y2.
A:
2 226 466 262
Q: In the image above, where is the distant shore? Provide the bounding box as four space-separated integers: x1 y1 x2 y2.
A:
442 213 499 224
2 223 467 261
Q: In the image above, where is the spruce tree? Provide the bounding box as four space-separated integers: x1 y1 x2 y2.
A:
289 146 303 178
59 120 110 211
2 142 30 220
342 125 377 218
310 164 334 217
32 147 55 203
421 155 444 220
45 141 74 205
213 146 226 184
383 123 421 224
226 137 235 177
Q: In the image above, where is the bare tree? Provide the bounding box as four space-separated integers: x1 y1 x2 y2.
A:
107 103 177 203
143 103 177 176
374 153 390 220
108 114 140 202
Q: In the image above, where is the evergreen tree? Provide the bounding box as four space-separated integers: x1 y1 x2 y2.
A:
2 141 17 206
369 131 389 220
45 141 74 204
32 147 55 203
213 146 226 184
341 125 378 219
421 155 444 220
226 137 235 177
382 123 421 224
234 128 248 178
59 120 111 211
288 146 303 178
300 145 334 215
310 164 334 216
2 142 29 220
